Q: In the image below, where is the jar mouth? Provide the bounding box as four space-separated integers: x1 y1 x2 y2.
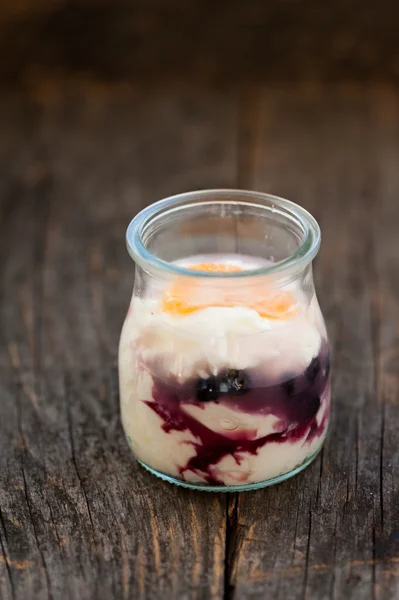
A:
126 189 321 278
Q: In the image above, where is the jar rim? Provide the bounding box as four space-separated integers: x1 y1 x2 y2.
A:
126 189 321 278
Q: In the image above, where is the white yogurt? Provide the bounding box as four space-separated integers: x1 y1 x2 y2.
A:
119 254 329 487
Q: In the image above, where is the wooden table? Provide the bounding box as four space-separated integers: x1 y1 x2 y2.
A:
1 81 399 600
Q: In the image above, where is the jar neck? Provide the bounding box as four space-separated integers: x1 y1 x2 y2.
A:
127 190 321 282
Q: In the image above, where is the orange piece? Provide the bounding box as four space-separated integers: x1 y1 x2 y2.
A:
162 262 299 319
253 291 299 319
188 263 243 273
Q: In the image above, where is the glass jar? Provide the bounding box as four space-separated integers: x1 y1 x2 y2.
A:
119 190 331 492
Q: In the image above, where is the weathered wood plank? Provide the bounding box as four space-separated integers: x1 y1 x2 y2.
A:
0 86 239 599
226 86 399 600
2 83 399 600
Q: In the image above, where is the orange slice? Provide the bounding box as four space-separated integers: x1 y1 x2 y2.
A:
162 262 299 319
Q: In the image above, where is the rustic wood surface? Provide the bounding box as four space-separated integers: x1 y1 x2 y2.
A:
1 81 399 599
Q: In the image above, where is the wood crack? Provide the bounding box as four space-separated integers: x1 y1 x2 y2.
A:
329 511 339 600
223 493 239 600
64 375 98 545
0 509 15 600
302 509 312 600
21 468 52 600
47 499 61 551
15 373 52 599
372 525 377 600
0 507 9 545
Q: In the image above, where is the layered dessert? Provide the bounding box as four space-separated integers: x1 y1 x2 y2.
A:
119 254 331 489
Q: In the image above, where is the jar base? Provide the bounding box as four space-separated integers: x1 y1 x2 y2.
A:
133 446 324 493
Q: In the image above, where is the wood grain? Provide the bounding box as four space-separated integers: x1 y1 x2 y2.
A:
1 83 399 599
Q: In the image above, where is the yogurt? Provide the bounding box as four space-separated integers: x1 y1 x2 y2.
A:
119 254 331 488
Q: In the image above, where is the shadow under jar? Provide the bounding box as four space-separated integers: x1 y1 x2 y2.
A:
119 190 331 492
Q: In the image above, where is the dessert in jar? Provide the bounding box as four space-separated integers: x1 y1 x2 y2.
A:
119 190 331 491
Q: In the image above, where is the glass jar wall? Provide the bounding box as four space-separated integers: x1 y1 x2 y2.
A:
119 190 331 491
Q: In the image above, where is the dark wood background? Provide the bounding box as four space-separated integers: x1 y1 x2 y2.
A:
1 0 399 84
1 2 399 599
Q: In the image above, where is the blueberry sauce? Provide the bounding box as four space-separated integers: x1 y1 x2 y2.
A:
144 347 331 485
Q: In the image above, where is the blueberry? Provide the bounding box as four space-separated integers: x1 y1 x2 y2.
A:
281 377 295 396
306 356 321 382
220 369 251 395
196 377 219 402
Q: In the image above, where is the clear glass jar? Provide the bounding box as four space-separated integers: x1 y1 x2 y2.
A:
119 190 331 491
